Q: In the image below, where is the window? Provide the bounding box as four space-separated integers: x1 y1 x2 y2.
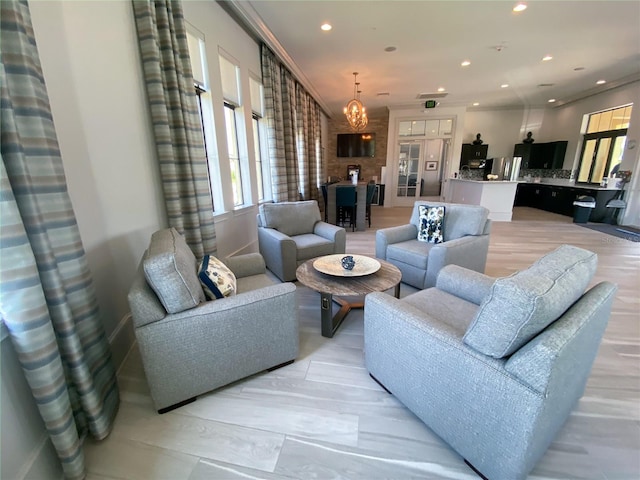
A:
224 103 244 206
186 25 220 212
577 105 631 184
252 115 265 201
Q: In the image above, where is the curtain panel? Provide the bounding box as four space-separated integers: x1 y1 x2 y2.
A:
0 2 119 479
132 0 216 258
295 85 323 203
261 45 300 202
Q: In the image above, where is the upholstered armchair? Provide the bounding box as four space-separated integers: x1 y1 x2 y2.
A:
364 245 617 480
257 200 346 282
376 201 491 289
128 228 299 413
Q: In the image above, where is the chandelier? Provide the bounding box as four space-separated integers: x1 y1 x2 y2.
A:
343 72 368 131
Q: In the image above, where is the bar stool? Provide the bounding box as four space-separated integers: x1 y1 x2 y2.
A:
336 186 357 231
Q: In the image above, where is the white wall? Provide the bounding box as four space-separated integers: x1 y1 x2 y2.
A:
462 108 524 159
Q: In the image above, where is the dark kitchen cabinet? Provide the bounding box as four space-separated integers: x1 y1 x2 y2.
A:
460 144 488 168
513 141 567 170
515 183 619 221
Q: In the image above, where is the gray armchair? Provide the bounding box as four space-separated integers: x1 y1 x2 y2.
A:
376 201 491 289
364 245 617 480
128 228 299 413
257 200 346 282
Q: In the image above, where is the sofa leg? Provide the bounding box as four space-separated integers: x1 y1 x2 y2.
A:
267 359 294 372
464 459 489 480
369 373 392 394
157 396 196 414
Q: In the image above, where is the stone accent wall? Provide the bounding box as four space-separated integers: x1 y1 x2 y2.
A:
326 111 389 183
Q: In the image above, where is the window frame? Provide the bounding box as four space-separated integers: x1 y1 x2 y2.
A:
576 103 631 185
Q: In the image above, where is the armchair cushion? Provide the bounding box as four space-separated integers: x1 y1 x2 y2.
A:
198 255 237 300
259 200 321 237
143 228 205 314
410 202 488 241
464 245 598 358
417 205 445 243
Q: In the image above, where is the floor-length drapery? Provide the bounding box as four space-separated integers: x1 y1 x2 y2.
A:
261 45 301 202
0 2 119 478
296 84 324 202
132 0 216 258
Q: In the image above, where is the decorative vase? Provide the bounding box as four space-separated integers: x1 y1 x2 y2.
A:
341 255 355 270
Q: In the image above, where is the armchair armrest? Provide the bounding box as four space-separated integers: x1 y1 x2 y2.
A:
257 227 297 281
168 282 296 321
375 224 417 259
313 221 346 253
435 265 495 306
223 252 266 279
425 234 490 288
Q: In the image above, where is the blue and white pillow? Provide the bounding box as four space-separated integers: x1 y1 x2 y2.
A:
198 255 237 300
417 205 445 244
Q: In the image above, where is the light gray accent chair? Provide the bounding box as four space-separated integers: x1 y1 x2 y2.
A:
128 227 299 413
257 200 346 282
376 201 491 289
364 245 617 480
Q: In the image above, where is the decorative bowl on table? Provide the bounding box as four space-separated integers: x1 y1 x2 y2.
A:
313 254 381 277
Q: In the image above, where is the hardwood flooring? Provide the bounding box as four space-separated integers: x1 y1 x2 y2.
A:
85 206 640 480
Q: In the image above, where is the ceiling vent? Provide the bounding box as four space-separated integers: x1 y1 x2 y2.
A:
537 83 555 87
417 92 448 99
377 92 390 96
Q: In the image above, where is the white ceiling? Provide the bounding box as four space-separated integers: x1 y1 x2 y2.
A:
228 1 640 117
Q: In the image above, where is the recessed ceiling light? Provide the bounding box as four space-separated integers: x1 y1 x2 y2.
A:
596 79 606 85
384 46 397 52
501 84 509 88
548 99 556 103
461 60 471 67
542 55 553 61
437 87 446 92
320 23 332 31
473 102 480 106
513 3 527 12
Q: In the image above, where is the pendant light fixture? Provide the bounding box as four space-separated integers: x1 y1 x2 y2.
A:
344 72 368 131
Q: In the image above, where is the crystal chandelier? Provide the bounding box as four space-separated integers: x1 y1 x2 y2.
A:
343 72 368 131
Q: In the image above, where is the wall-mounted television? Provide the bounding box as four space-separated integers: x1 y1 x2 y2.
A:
336 133 375 158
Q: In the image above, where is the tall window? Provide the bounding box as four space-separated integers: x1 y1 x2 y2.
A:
252 115 265 201
577 105 632 184
186 26 218 211
224 103 244 206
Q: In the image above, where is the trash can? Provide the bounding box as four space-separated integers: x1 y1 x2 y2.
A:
573 195 596 223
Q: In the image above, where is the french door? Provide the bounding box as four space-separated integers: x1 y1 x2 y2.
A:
394 139 447 206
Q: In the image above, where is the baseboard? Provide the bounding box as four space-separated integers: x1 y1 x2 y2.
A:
19 433 63 480
108 312 136 371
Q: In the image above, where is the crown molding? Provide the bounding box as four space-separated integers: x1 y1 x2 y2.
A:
220 0 333 117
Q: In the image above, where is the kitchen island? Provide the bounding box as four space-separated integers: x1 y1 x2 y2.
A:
449 178 518 221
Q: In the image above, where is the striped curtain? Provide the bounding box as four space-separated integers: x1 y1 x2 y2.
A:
261 45 302 202
132 0 216 258
0 2 119 479
296 84 323 202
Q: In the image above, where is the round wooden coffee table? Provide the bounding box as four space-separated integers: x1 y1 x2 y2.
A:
296 254 402 338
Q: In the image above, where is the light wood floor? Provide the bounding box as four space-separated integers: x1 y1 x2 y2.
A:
85 206 640 480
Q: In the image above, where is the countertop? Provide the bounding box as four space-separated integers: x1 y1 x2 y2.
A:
450 178 519 184
451 177 621 190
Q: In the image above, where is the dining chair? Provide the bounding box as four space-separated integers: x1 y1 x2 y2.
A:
335 185 357 232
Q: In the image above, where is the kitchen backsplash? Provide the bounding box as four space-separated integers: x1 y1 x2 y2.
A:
520 169 573 179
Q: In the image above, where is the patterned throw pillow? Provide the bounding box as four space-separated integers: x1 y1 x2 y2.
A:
198 255 237 300
417 205 445 244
